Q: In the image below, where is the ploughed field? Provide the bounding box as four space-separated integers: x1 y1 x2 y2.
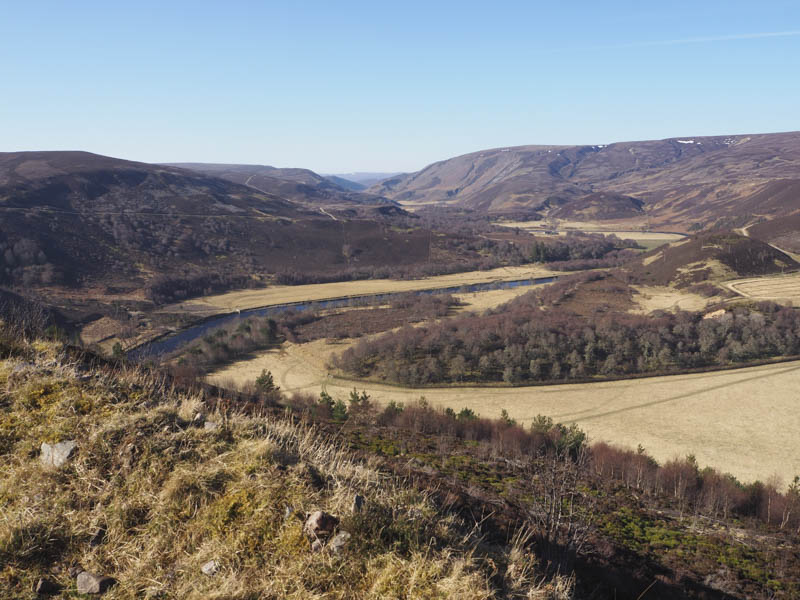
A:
209 337 800 485
727 272 800 304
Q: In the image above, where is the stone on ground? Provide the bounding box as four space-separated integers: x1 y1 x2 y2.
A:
76 572 115 595
40 441 77 468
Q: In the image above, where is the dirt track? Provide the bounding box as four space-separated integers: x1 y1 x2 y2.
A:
209 337 800 485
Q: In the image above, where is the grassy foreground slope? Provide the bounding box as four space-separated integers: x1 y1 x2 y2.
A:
3 318 799 598
0 336 569 599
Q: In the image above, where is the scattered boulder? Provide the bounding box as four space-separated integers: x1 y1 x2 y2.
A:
201 560 220 576
40 441 77 468
34 578 61 595
89 526 106 547
204 420 219 432
76 572 115 595
310 539 324 553
303 510 339 543
352 494 364 514
329 530 351 554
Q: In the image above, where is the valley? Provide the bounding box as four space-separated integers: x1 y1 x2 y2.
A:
5 4 800 596
161 264 561 318
207 336 800 484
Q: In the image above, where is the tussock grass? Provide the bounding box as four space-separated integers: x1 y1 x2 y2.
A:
0 339 571 599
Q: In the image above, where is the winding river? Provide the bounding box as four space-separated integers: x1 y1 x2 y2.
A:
130 275 557 360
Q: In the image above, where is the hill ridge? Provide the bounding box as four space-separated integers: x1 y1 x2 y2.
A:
369 131 800 228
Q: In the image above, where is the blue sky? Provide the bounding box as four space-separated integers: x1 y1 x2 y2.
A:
2 1 799 172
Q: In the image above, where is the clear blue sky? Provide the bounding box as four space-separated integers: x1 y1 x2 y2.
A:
2 1 798 172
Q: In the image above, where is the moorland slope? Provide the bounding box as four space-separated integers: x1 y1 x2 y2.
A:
0 152 433 296
371 132 800 229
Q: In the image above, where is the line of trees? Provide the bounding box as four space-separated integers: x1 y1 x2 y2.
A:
592 442 800 532
332 299 800 385
283 390 800 534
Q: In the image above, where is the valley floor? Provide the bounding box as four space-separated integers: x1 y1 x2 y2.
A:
161 265 561 317
209 338 800 484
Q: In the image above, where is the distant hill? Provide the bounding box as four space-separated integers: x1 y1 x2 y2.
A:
323 175 366 191
329 172 404 188
168 163 393 208
370 132 800 230
0 152 424 296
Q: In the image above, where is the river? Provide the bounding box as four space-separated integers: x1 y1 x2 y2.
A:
130 275 557 360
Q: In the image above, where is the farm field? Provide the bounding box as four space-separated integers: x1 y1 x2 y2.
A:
209 337 800 484
726 272 800 304
495 219 686 250
162 264 560 317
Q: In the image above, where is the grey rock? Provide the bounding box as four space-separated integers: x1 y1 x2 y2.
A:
329 530 351 554
283 505 294 521
310 539 324 552
76 571 115 594
352 494 364 513
201 559 220 576
40 441 77 468
303 510 339 542
204 420 219 431
34 578 61 595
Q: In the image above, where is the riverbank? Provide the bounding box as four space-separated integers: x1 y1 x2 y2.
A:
160 265 562 318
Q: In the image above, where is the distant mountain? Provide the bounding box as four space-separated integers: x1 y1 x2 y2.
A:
329 172 404 187
0 152 419 296
323 175 366 191
168 163 394 207
369 132 800 230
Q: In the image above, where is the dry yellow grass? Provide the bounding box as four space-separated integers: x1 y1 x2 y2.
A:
0 339 571 599
209 339 800 484
629 285 722 314
494 220 685 249
727 272 800 304
452 286 540 313
164 265 561 318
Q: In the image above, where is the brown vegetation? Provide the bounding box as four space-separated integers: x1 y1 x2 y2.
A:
372 132 800 232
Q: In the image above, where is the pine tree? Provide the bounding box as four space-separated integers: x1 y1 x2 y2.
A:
255 369 278 393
